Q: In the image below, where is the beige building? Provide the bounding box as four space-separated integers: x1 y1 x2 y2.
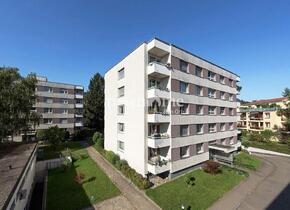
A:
238 97 289 132
105 38 241 178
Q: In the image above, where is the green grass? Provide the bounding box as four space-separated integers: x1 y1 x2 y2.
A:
248 141 290 155
46 146 120 210
38 141 83 160
234 152 261 170
146 167 247 210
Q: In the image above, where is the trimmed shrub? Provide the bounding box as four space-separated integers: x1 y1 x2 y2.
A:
202 160 221 175
184 174 195 186
93 131 104 148
105 150 120 165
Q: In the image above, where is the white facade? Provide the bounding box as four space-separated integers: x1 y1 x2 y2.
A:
105 38 240 177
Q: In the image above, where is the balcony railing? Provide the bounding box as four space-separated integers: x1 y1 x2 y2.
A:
148 155 168 166
148 108 169 115
148 133 169 139
148 85 169 92
250 126 263 130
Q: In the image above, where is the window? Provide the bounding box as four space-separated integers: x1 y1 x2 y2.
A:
229 122 234 130
220 107 226 115
180 125 189 136
62 99 68 104
220 75 225 84
229 137 234 145
220 123 226 131
149 79 160 89
196 124 203 134
221 138 226 145
180 146 190 158
229 79 234 87
60 119 67 124
44 118 52 124
44 108 53 114
266 122 270 128
118 123 124 132
118 140 124 151
62 109 68 114
208 106 216 115
265 113 270 119
47 88 53 93
220 91 225 100
196 143 204 154
149 55 161 63
180 82 188 93
180 103 189 114
118 68 125 80
46 98 53 103
180 60 188 72
209 123 216 133
229 94 234 101
208 71 216 81
118 86 125 97
208 88 216 98
196 105 203 115
60 89 68 94
195 66 202 77
196 85 203 96
118 105 125 115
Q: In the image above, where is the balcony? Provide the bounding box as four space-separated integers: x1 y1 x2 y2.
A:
75 114 83 118
75 94 83 99
249 126 263 130
147 156 170 175
75 85 84 90
147 62 170 78
147 86 170 99
148 109 170 123
147 133 170 148
75 103 83 108
75 122 83 127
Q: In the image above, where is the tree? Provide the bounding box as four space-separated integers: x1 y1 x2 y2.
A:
84 73 104 132
260 130 275 142
0 67 38 142
37 126 65 148
282 87 290 98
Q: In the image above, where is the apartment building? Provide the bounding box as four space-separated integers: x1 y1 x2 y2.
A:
32 76 84 135
105 38 240 178
238 97 289 132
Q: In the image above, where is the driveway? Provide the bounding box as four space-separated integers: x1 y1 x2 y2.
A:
209 154 290 210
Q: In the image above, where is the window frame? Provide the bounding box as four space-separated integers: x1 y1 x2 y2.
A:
180 103 189 114
196 85 203 96
208 106 216 115
118 86 125 97
118 104 125 115
180 60 188 73
196 143 204 154
179 82 188 93
117 140 125 152
180 146 190 158
196 124 204 134
208 88 216 98
196 105 203 115
209 123 217 133
118 123 125 133
118 68 125 80
180 125 189 137
195 66 203 77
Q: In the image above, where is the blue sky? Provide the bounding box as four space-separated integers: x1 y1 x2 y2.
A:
0 0 289 101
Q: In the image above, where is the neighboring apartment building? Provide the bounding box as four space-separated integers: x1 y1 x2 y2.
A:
105 38 240 178
238 97 289 132
32 76 84 135
0 143 37 210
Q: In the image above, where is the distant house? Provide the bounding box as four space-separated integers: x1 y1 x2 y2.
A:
0 143 37 210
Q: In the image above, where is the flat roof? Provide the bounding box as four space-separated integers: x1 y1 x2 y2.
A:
244 97 288 106
106 37 240 78
0 143 37 209
36 75 84 88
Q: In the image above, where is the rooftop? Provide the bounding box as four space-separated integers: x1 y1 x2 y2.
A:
245 97 288 106
0 143 37 209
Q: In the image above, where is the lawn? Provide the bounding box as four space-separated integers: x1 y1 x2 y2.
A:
46 145 120 210
234 152 261 170
146 167 247 210
38 141 83 160
248 141 290 155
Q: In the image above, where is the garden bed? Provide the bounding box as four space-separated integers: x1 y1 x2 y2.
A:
234 151 261 170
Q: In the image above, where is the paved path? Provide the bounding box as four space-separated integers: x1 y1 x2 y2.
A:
247 147 290 157
86 146 160 210
209 154 290 210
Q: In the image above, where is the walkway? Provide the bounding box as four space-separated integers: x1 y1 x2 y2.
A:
86 146 160 210
247 147 290 157
209 154 290 210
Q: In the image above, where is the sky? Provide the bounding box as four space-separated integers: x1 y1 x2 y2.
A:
0 0 289 101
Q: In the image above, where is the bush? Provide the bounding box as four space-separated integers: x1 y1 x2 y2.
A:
260 130 276 142
93 131 104 148
202 160 221 175
105 150 120 165
241 139 250 148
184 174 195 186
73 128 95 141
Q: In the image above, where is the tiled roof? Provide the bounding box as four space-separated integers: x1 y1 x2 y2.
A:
245 97 288 106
